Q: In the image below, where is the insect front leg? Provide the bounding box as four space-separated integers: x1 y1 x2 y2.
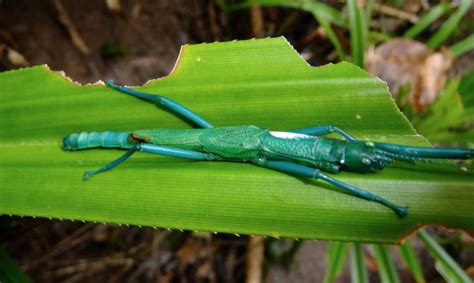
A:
106 80 214 129
83 143 220 180
290 125 357 141
254 159 408 218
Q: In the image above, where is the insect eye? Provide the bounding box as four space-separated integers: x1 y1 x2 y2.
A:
365 141 375 147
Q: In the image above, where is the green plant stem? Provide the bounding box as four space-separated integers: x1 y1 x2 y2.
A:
350 243 368 283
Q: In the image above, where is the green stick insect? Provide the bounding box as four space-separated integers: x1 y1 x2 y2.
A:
63 81 473 218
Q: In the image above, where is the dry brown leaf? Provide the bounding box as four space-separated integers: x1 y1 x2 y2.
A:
366 39 453 112
403 0 425 13
105 0 121 13
6 47 29 66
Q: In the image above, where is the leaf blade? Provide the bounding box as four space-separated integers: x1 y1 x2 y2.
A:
323 241 348 283
350 243 368 283
403 3 451 39
399 241 426 283
0 38 473 243
0 248 33 283
373 245 401 283
347 0 365 68
427 0 472 49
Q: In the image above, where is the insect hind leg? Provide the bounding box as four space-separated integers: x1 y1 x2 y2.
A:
106 80 214 129
258 160 408 218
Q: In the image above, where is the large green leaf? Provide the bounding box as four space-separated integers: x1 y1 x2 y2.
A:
0 37 472 243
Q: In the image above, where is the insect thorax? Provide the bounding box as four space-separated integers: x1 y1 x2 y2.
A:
198 126 266 160
260 132 346 173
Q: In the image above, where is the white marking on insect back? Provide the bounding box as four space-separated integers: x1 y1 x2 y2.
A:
269 131 312 139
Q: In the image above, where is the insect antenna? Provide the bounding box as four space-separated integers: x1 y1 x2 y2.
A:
373 142 473 159
376 150 467 171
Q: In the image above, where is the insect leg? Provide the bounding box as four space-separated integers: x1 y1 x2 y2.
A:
83 143 219 180
106 80 214 129
290 125 357 141
83 146 139 180
259 160 408 218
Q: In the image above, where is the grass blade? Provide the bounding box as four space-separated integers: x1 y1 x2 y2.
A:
307 6 345 61
0 248 33 283
373 244 401 283
399 241 426 283
350 243 368 283
368 31 393 43
323 241 348 283
365 0 375 26
347 0 365 67
459 70 474 107
427 0 472 49
403 3 451 39
225 0 345 26
449 34 474 58
417 229 472 283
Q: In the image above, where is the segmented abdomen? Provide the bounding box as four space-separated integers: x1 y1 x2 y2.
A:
63 131 133 151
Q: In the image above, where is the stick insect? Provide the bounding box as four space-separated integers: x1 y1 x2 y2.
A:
63 81 473 218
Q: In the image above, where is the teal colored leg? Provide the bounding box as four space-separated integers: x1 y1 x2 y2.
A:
260 160 408 218
290 125 357 141
83 146 139 180
106 80 214 129
84 143 218 180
